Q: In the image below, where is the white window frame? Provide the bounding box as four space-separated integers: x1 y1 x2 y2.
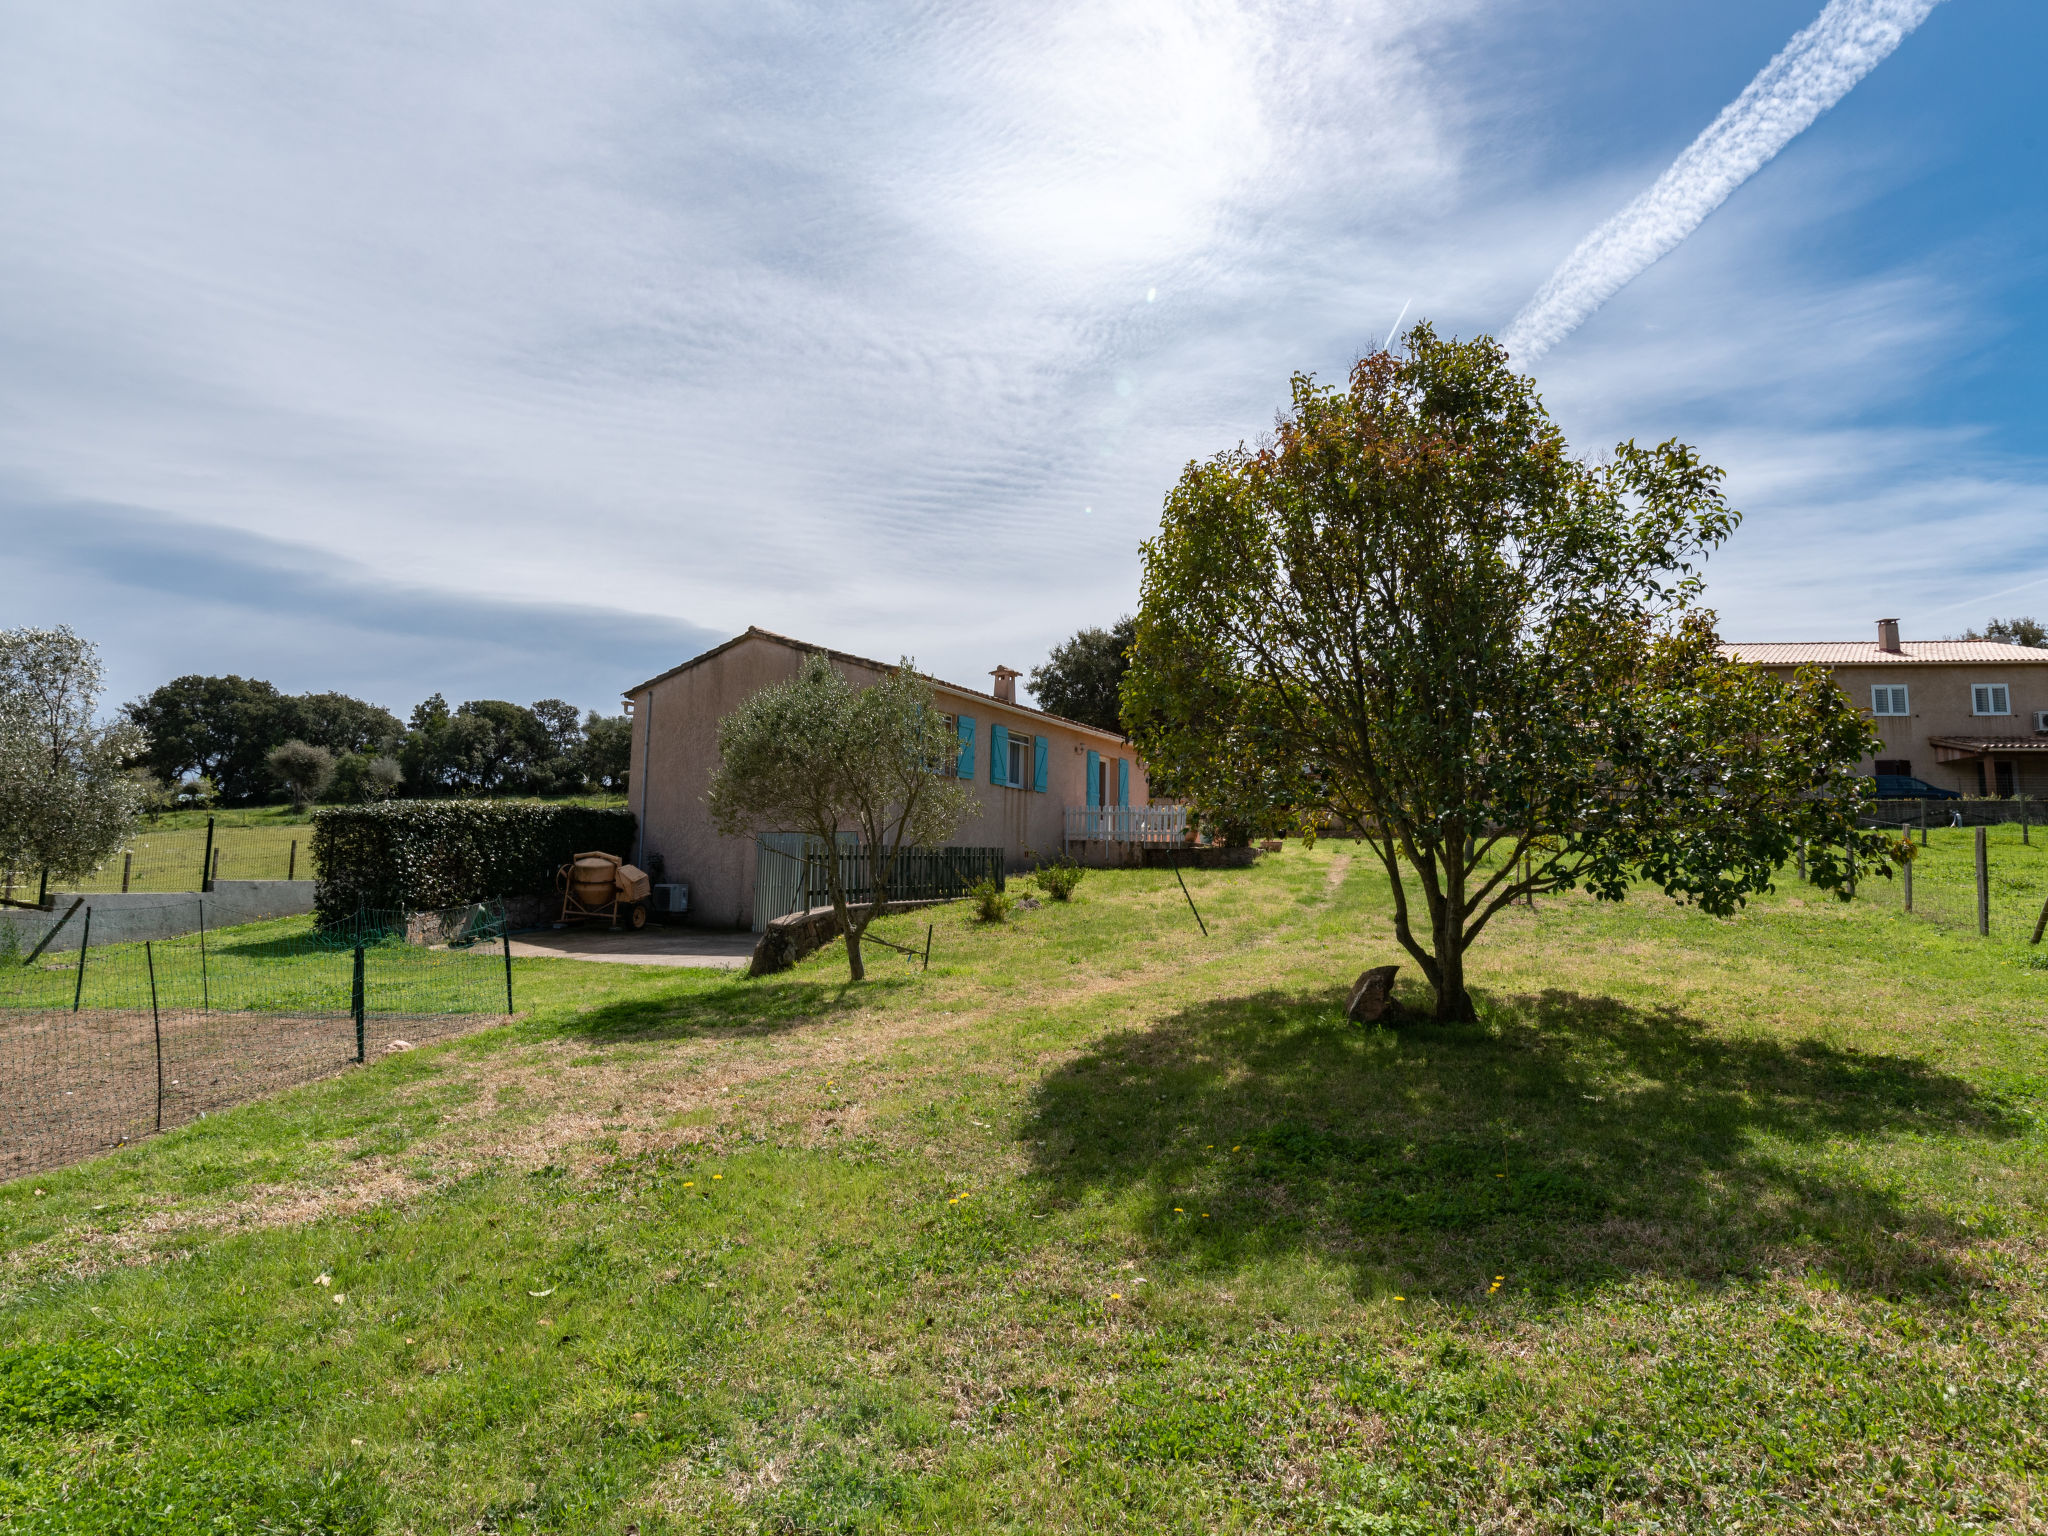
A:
1870 684 1909 717
1005 732 1032 789
1972 683 2011 717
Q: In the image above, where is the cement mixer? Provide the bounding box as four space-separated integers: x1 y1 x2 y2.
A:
555 850 652 929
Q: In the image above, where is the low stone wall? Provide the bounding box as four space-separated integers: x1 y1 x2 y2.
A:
0 880 318 954
749 898 954 977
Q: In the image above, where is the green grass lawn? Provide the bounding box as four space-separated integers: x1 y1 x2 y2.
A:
3 845 2045 1533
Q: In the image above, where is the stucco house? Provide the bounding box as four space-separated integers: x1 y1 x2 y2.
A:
623 628 1165 930
1721 619 2048 796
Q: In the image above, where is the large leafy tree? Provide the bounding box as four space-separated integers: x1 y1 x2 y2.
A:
0 627 143 893
126 677 400 803
292 692 403 755
1123 324 1885 1022
706 654 977 980
125 674 295 803
1028 617 1136 734
578 712 632 791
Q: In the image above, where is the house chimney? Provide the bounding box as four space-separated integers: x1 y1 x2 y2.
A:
1877 618 1901 654
990 665 1019 705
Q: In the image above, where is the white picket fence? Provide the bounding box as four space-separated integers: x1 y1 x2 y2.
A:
1063 806 1187 845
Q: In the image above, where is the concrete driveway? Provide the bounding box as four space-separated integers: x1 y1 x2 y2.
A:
505 926 758 969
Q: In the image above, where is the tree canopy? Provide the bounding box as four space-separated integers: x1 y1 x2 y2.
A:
705 654 975 980
0 626 142 889
1123 324 1886 1022
127 676 622 804
1964 617 2047 649
1028 617 1136 735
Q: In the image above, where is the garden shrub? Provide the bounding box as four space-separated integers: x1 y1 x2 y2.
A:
966 876 1012 924
310 801 634 923
1033 856 1085 902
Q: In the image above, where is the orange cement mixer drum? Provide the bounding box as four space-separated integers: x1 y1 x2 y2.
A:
570 853 619 908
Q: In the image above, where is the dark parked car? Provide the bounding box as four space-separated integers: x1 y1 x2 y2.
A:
1873 774 1961 800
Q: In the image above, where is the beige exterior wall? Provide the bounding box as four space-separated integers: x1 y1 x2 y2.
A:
625 632 1149 929
1753 659 2048 795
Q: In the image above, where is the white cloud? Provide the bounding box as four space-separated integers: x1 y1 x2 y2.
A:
0 0 1477 695
1502 0 1945 362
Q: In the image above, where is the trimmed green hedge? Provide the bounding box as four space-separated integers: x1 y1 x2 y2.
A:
310 801 636 922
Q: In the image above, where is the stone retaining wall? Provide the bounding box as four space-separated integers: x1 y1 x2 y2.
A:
749 898 954 977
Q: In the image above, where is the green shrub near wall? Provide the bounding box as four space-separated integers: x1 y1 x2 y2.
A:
310 801 636 923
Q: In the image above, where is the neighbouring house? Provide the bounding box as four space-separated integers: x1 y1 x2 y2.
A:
1721 619 2048 797
623 627 1175 930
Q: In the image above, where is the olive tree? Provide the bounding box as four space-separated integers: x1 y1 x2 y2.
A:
1123 324 1885 1022
706 653 977 980
267 739 337 810
0 626 144 898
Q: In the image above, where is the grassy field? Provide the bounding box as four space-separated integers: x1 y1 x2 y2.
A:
45 794 634 893
2 843 2045 1533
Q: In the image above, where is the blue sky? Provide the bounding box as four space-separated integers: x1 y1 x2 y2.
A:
1 0 2040 719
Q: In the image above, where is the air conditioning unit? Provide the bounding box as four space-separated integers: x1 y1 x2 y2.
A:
652 882 689 917
2035 710 2048 735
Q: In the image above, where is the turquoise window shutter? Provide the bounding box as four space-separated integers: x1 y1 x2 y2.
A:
1085 750 1100 808
1033 733 1048 793
990 723 1009 785
956 716 975 780
1117 758 1129 807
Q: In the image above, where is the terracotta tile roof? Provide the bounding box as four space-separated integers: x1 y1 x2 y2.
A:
625 626 1132 742
1718 640 2048 666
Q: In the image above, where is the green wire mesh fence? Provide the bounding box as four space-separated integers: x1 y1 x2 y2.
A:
1 901 513 1179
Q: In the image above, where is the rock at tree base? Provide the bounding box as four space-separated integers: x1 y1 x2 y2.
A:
1345 964 1401 1023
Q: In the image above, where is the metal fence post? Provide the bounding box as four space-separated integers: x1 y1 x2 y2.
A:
198 904 210 1013
351 944 366 1063
121 851 132 892
288 839 297 880
72 906 92 1012
501 930 514 1015
1903 852 1913 914
146 940 163 1131
1976 826 1990 937
200 816 215 893
1920 803 1928 847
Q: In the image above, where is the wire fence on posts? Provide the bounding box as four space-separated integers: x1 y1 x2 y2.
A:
1835 810 2045 940
0 900 514 1179
2 817 314 902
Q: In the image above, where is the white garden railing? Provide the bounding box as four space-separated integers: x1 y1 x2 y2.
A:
1063 806 1187 845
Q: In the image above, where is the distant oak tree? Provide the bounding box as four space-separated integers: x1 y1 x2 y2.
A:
1028 617 1136 735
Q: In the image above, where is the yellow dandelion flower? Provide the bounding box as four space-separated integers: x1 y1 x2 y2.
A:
683 1181 694 1187
1109 1292 1122 1300
1393 1295 1404 1301
713 1174 722 1180
1174 1207 1183 1213
1201 1214 1210 1219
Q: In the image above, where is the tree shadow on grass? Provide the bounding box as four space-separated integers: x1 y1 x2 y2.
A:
543 973 918 1043
1025 986 2026 1303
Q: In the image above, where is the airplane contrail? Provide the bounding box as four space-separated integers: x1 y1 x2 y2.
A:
1502 0 1945 363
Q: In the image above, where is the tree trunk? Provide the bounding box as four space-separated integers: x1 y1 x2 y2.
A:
842 923 865 981
1429 858 1477 1022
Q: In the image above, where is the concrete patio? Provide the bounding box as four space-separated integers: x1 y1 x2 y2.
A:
505 927 757 970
